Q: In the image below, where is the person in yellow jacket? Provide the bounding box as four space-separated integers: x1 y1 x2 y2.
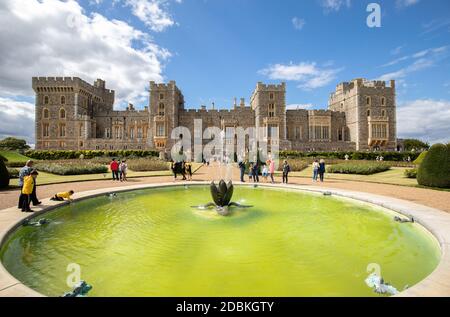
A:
51 190 75 202
21 170 39 212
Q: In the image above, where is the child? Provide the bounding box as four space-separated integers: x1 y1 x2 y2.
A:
248 163 254 182
262 164 268 182
120 160 128 182
51 190 75 202
21 170 39 212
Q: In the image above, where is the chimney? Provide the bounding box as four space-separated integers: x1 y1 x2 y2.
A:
240 98 245 108
233 97 237 109
212 102 215 110
390 80 395 89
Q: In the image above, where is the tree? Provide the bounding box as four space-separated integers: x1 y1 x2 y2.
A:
403 139 430 152
0 137 30 151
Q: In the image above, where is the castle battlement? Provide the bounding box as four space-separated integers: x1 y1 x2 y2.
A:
32 76 115 95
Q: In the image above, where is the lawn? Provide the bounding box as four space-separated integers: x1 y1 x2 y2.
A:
0 150 32 164
284 166 419 187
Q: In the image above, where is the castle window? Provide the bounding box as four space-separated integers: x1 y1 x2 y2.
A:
159 93 164 100
340 102 344 109
60 108 66 119
43 141 50 148
44 96 49 105
130 128 134 140
295 127 301 140
79 124 83 137
269 93 274 100
371 124 388 139
43 108 49 119
59 141 66 148
43 123 49 137
367 109 371 117
158 103 165 116
137 127 143 139
61 96 66 104
157 124 165 137
96 145 100 150
381 97 385 106
366 96 371 105
338 129 343 141
115 127 120 139
381 110 386 117
268 103 275 117
79 141 84 147
59 123 66 137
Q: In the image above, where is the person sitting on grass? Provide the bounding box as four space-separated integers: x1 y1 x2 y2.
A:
51 190 75 202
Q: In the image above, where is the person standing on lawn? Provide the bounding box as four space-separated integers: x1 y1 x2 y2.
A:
18 160 41 209
318 159 326 182
21 170 39 212
110 158 119 181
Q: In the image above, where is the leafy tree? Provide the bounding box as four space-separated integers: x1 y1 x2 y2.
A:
403 139 430 152
0 137 30 151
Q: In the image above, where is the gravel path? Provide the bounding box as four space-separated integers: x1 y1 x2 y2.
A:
1 163 449 213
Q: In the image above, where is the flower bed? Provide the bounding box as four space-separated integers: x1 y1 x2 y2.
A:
35 161 108 175
327 162 391 175
127 158 169 172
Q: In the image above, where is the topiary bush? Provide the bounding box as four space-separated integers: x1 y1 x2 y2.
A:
417 143 450 188
413 151 428 165
0 158 10 188
404 168 417 179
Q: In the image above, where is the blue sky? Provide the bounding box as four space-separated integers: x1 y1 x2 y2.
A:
81 0 450 108
0 0 449 144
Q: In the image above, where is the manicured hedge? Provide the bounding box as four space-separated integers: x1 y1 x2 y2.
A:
417 144 450 188
127 158 169 172
279 150 419 162
404 168 417 179
327 162 391 175
25 150 159 160
0 159 10 188
413 151 427 165
277 159 309 172
35 161 108 175
7 168 19 179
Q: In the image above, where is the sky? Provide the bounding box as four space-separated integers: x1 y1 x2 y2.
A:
0 0 449 146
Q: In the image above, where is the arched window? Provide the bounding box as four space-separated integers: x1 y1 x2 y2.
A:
367 109 371 117
158 103 165 116
366 96 371 105
381 97 385 106
43 108 49 119
61 96 66 104
381 110 386 117
44 96 49 105
60 108 66 119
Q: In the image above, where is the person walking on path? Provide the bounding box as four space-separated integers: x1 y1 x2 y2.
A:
318 159 326 182
282 160 291 184
252 162 260 183
238 160 246 182
269 159 275 183
262 164 268 182
120 160 128 182
18 160 41 209
312 159 319 182
110 159 119 181
21 170 39 212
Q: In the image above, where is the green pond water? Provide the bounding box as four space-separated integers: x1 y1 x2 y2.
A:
0 186 441 297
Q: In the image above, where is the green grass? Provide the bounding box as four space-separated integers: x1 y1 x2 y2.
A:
285 166 419 187
0 150 32 164
8 170 173 187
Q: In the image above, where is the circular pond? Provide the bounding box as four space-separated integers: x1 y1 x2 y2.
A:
0 185 441 297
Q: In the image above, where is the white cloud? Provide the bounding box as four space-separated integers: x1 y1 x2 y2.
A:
397 99 450 144
292 17 306 30
0 0 170 105
286 104 314 110
396 0 420 8
378 46 448 80
320 0 351 13
0 97 35 144
259 62 343 90
124 0 176 32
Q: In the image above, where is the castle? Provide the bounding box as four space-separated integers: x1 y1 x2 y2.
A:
32 77 397 156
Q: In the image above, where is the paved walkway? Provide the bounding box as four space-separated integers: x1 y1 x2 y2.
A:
1 163 449 213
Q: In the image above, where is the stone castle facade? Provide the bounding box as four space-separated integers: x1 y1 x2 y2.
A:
32 77 397 156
